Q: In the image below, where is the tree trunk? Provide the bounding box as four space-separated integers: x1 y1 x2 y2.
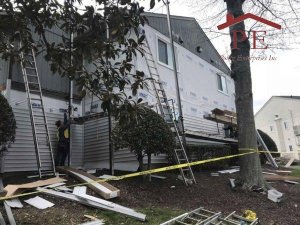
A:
147 153 152 182
225 0 266 189
137 153 144 172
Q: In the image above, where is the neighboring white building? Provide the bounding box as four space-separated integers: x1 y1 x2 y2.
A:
255 96 300 160
0 13 236 173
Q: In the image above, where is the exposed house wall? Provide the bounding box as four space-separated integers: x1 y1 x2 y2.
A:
81 19 236 171
255 96 300 160
2 90 83 173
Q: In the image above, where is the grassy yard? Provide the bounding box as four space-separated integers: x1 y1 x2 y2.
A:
86 208 184 225
291 165 300 177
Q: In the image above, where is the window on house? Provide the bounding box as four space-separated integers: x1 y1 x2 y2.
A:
158 39 168 64
157 38 179 68
284 122 288 130
270 126 273 131
289 145 293 151
217 74 228 93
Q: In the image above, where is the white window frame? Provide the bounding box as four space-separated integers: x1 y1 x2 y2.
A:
216 73 228 94
156 35 179 71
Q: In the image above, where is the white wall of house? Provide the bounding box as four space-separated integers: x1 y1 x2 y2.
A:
137 25 235 135
84 24 236 136
7 89 82 117
255 96 300 160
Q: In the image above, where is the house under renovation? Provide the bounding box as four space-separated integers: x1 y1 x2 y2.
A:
0 12 237 175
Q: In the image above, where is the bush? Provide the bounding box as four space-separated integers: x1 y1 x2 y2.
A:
0 93 16 154
184 144 232 170
112 106 175 172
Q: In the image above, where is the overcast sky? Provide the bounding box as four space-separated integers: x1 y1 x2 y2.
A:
137 0 300 113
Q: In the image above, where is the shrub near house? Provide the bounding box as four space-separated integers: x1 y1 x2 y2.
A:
0 93 16 153
112 106 175 172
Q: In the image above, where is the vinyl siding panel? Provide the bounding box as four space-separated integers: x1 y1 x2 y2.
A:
3 106 63 172
83 116 169 171
70 124 84 167
0 56 9 86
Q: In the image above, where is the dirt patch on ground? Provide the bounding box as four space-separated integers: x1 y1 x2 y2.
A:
1 168 299 225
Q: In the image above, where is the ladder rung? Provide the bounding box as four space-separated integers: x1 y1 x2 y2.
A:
186 216 201 222
29 90 41 93
176 221 189 225
27 74 37 77
25 67 36 70
31 97 42 101
28 82 39 85
179 158 187 162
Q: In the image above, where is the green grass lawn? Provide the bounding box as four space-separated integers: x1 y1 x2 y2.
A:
87 207 184 225
291 165 300 177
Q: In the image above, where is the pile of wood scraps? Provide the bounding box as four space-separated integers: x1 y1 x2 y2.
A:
0 167 146 224
263 169 300 185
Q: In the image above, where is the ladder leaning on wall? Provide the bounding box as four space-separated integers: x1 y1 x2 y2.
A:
142 37 196 186
19 42 56 178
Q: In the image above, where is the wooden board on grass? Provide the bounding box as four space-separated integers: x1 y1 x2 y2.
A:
57 167 120 199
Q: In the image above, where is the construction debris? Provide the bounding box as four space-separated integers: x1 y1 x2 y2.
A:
0 211 6 225
4 199 23 208
44 182 66 189
262 171 278 176
98 175 117 180
151 175 167 180
24 196 55 209
57 167 120 199
79 220 105 225
229 178 236 190
210 172 219 177
268 189 283 203
54 186 72 192
264 174 300 182
285 158 295 168
284 180 299 185
37 187 146 221
160 207 258 225
218 168 240 174
4 177 66 197
4 201 16 225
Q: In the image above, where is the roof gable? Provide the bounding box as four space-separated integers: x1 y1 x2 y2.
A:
143 12 230 75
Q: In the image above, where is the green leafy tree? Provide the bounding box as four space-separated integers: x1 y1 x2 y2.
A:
112 106 175 177
0 0 156 117
0 93 16 154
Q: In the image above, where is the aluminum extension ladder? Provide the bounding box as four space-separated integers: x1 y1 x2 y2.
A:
19 43 56 178
142 37 196 185
160 207 259 225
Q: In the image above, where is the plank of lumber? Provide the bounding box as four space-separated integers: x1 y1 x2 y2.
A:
204 114 237 126
0 211 6 225
264 175 300 181
73 187 135 213
4 177 66 197
37 188 146 221
57 167 120 199
4 202 16 225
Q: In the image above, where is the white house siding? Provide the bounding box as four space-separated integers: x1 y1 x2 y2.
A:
255 96 300 160
81 24 236 171
135 25 235 137
2 90 83 173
